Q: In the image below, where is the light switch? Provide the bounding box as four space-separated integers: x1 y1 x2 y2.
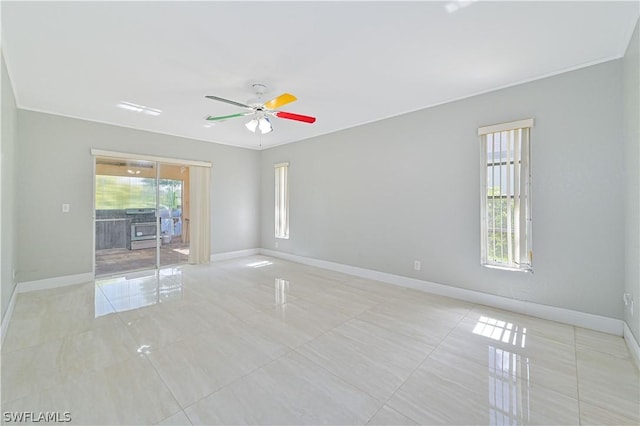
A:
62 203 70 213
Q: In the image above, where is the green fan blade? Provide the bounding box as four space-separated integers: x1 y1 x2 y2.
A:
206 113 248 121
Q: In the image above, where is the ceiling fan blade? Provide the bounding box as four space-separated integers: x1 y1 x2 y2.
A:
264 93 297 110
275 111 316 123
205 95 253 109
206 112 253 121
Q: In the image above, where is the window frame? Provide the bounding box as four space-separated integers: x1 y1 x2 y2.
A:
479 119 533 272
274 162 290 239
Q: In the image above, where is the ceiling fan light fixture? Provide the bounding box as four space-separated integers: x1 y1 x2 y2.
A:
258 117 273 134
245 118 259 132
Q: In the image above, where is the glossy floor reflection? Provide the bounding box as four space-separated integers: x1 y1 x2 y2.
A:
2 255 638 425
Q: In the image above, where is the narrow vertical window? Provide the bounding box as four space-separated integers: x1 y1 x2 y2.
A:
479 119 533 271
274 162 289 239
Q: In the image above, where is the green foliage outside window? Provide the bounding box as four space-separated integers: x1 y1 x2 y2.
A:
486 187 515 264
95 176 182 210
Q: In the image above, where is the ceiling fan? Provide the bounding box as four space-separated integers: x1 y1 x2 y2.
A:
205 83 316 134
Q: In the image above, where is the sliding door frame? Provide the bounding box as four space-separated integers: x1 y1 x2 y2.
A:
91 149 211 277
91 149 211 168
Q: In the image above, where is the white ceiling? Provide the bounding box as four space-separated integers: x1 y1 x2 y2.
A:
2 1 639 150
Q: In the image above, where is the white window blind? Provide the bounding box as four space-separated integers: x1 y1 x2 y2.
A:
479 119 533 271
274 162 289 239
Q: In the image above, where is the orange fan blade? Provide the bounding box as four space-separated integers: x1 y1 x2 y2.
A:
264 93 297 110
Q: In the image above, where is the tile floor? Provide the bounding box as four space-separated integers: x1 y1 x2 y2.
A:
2 255 639 425
95 240 189 276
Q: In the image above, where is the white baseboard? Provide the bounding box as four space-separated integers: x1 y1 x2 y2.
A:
623 322 640 370
4 251 628 348
260 249 623 336
17 272 94 293
1 285 18 347
210 248 260 262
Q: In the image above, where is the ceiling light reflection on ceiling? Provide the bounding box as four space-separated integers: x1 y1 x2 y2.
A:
142 108 161 116
117 101 162 116
445 0 478 13
117 102 143 112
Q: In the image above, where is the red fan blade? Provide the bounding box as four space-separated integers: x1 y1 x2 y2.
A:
275 111 316 123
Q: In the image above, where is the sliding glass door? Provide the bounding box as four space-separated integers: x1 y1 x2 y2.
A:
94 156 190 276
158 162 190 268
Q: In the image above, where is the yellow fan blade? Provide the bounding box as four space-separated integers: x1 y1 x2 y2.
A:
264 93 297 110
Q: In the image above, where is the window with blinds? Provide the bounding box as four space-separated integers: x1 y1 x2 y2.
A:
274 162 289 239
479 119 533 271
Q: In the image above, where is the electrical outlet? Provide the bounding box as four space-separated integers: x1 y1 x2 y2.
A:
275 241 279 249
413 260 421 271
62 203 70 213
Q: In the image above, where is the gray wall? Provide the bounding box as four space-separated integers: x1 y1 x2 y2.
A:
15 111 260 283
1 51 18 319
261 60 625 320
4 38 634 325
624 20 640 341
